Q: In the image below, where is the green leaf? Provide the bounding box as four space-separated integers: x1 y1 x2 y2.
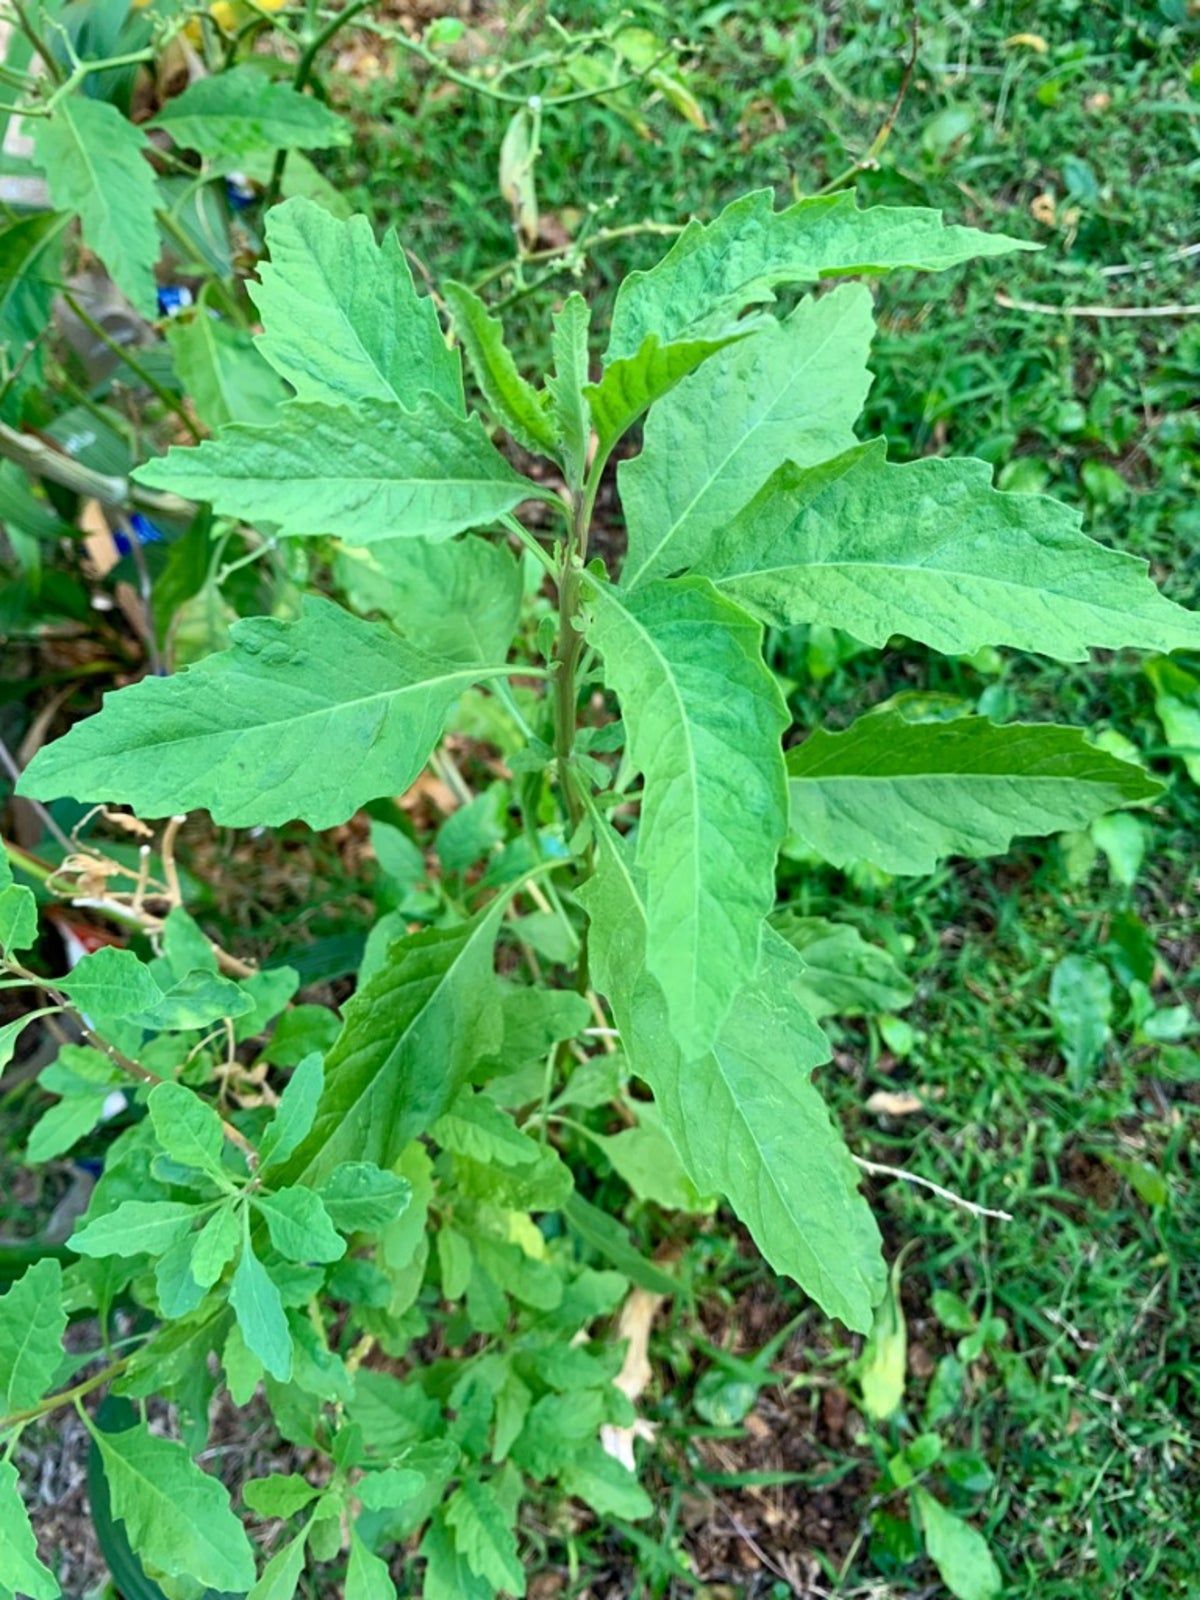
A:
346 1528 397 1600
579 817 884 1332
147 1082 227 1177
559 1443 653 1520
166 309 285 431
357 1466 426 1511
0 1259 65 1412
135 395 533 545
0 1460 58 1600
259 1052 324 1168
770 912 914 1018
333 534 522 665
606 188 1033 361
230 1225 292 1381
915 1489 1002 1600
786 709 1162 875
619 286 874 588
444 1478 525 1596
316 1162 412 1232
1146 658 1200 783
0 883 36 954
432 1091 540 1167
701 442 1200 660
420 1512 494 1600
254 1186 345 1263
1049 955 1113 1084
585 576 788 1055
247 1527 308 1600
278 898 507 1188
90 1418 256 1592
249 197 463 412
856 1256 907 1419
244 1474 320 1518
26 1089 111 1164
22 597 502 829
31 97 159 315
593 1118 704 1210
0 1012 56 1074
56 946 161 1020
190 1203 241 1287
547 292 591 488
70 1200 200 1259
0 212 67 390
151 67 349 169
585 328 755 455
444 282 557 454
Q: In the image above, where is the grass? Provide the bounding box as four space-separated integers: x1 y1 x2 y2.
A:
321 3 1200 1595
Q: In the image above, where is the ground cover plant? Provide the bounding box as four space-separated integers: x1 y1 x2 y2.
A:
2 2 1199 1598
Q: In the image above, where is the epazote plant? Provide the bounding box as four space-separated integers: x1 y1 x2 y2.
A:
5 189 1200 1597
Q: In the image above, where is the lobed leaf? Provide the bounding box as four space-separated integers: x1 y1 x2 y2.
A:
90 1418 257 1592
787 708 1163 875
618 286 874 589
21 597 503 829
703 441 1200 660
31 98 159 314
444 281 557 454
579 817 884 1332
606 187 1034 361
151 67 349 170
133 395 535 545
584 575 788 1055
250 197 463 412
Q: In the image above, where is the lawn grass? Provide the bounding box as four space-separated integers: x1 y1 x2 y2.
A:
324 3 1200 1595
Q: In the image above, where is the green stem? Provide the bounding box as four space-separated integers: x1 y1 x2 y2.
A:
9 0 63 83
0 1353 131 1434
263 0 373 208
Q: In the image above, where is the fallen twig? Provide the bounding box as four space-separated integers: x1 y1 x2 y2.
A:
853 1154 1014 1222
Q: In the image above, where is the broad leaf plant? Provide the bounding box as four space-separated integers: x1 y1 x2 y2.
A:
3 189 1198 1598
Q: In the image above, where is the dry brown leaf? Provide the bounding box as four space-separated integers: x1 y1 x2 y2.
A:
600 1286 663 1469
865 1089 925 1118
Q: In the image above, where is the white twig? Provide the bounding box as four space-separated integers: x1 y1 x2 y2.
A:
1099 241 1200 276
853 1155 1014 1222
996 291 1200 319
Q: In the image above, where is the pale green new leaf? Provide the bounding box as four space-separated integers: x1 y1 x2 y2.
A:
586 327 758 455
559 1444 653 1520
703 442 1200 660
56 945 161 1022
578 816 884 1332
547 292 591 488
619 286 874 588
915 1489 1002 1600
585 576 788 1055
770 911 914 1019
250 197 463 411
70 1200 199 1259
259 1052 324 1168
607 187 1033 361
133 395 534 545
333 534 522 665
432 1090 540 1168
21 597 501 829
0 883 36 954
190 1204 241 1287
0 1259 65 1412
151 67 349 169
444 281 557 454
230 1227 292 1381
147 1082 226 1177
31 98 159 314
166 311 286 430
254 1186 345 1262
346 1528 397 1600
787 709 1162 875
247 1528 308 1600
91 1421 257 1591
0 1460 58 1600
444 1478 525 1596
279 898 507 1188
